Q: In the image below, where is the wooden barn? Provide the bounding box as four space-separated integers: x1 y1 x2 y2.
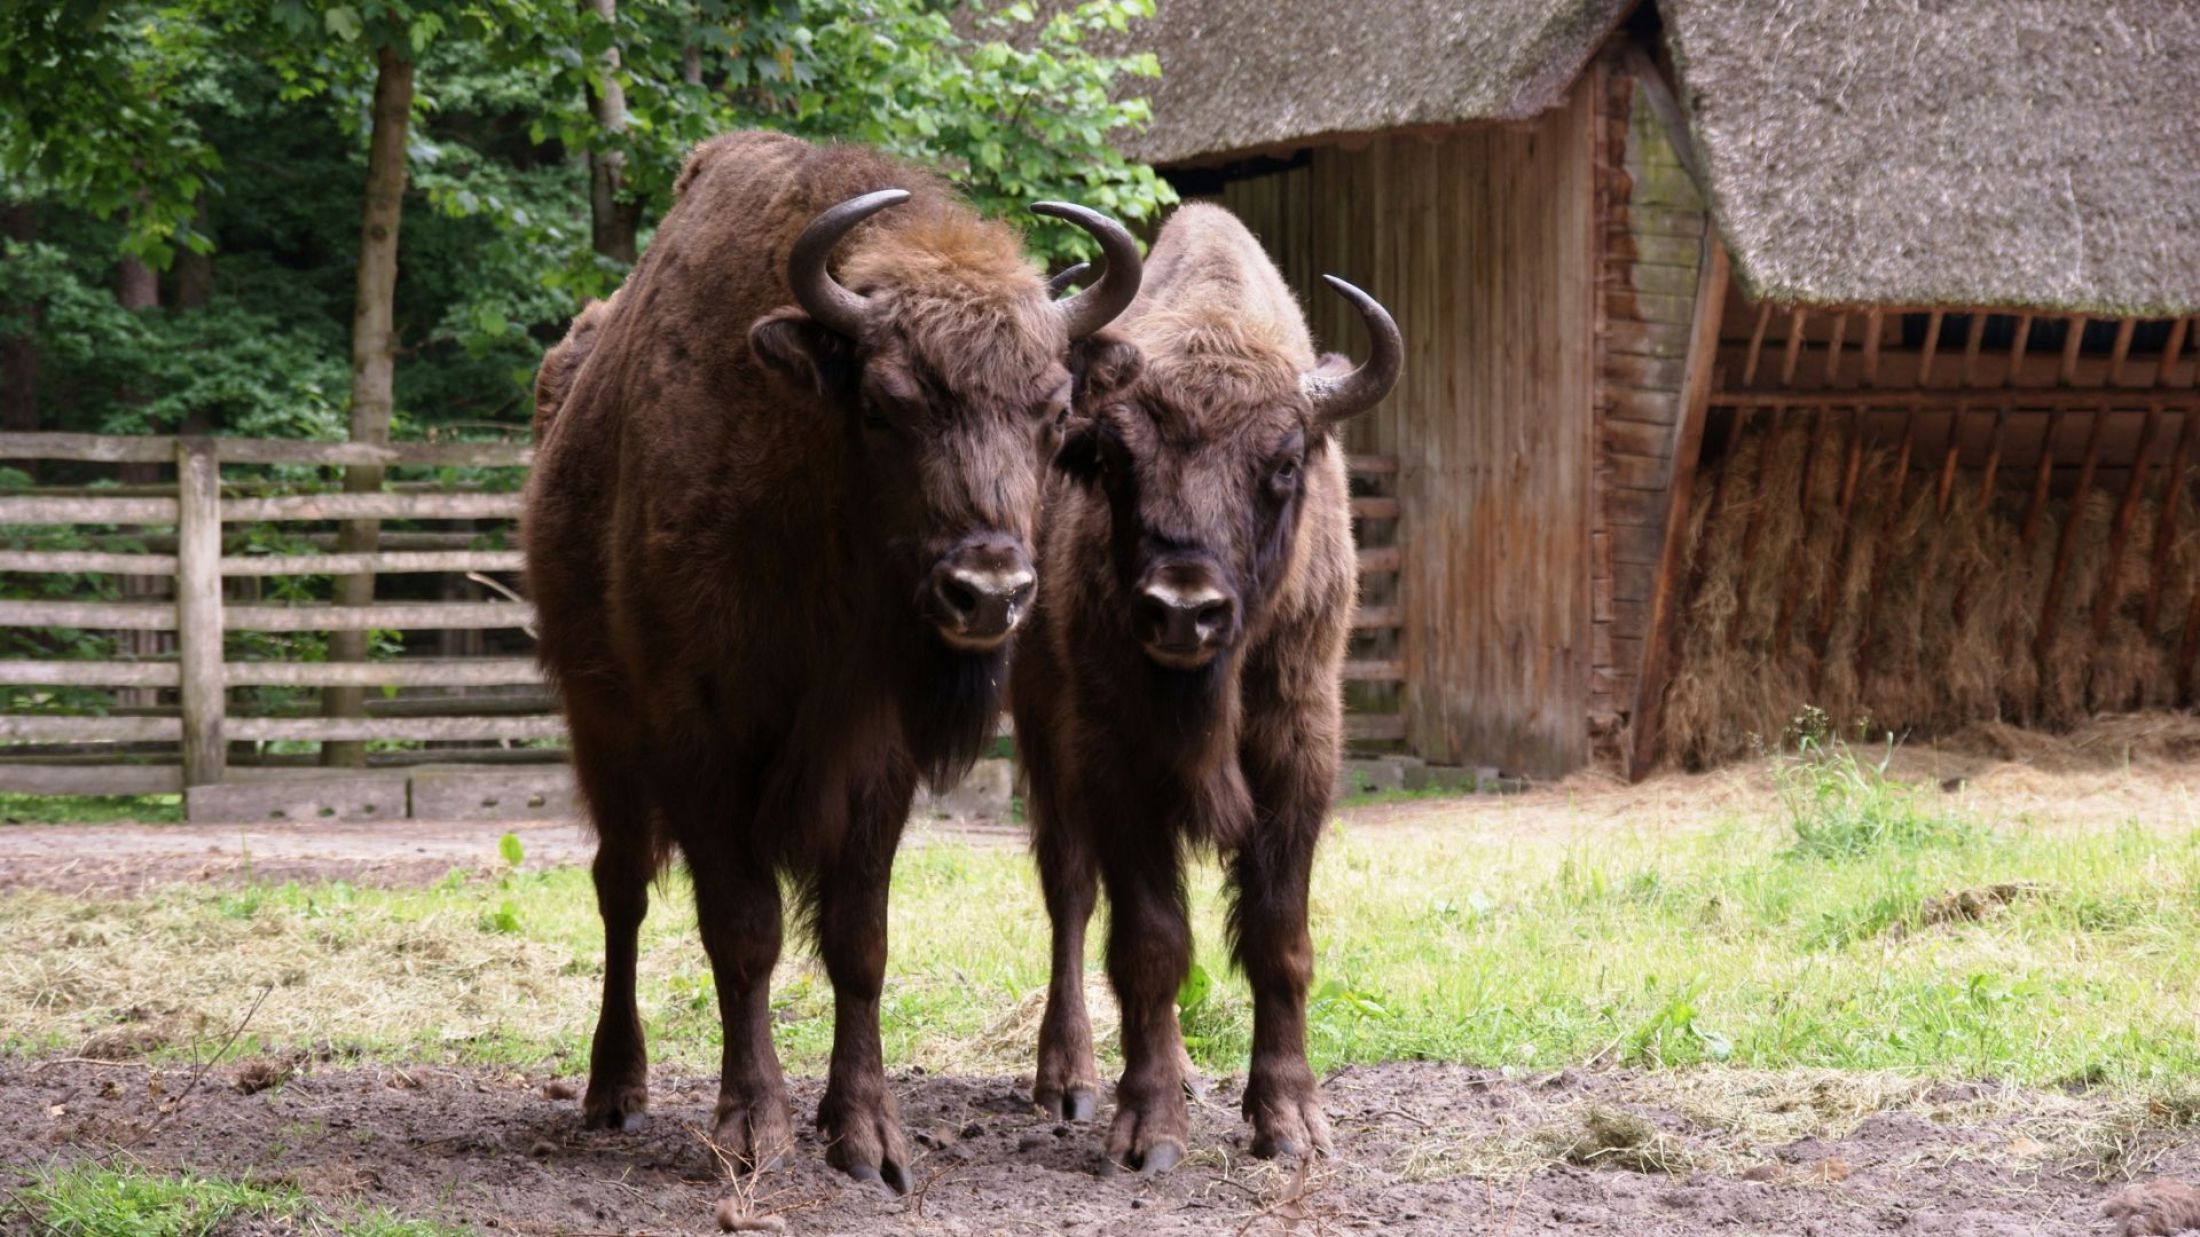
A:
1090 0 2200 778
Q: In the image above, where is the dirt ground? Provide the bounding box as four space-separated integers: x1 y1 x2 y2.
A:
6 721 2200 1232
10 1056 2200 1235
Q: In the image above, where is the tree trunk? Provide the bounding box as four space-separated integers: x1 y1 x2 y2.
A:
324 43 415 768
115 253 165 706
0 205 40 476
583 0 641 264
172 196 216 436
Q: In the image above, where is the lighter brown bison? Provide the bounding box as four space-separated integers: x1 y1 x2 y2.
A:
1011 203 1400 1172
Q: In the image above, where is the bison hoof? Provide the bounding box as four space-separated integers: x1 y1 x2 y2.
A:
819 1091 912 1195
1103 1088 1189 1177
713 1091 794 1174
1245 1079 1333 1161
580 1081 649 1132
1034 1084 1098 1123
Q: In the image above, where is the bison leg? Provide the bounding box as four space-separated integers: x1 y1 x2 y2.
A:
1229 779 1332 1160
1099 851 1191 1175
572 733 655 1132
1032 818 1101 1122
813 778 916 1195
690 852 794 1172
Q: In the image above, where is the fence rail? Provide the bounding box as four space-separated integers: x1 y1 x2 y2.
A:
0 432 1409 813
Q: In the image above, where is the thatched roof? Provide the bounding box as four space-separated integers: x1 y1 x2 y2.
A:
1663 0 2200 316
1079 0 1632 167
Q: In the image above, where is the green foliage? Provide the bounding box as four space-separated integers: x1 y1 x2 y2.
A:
497 830 525 867
1773 723 1978 860
0 793 183 824
12 1163 301 1237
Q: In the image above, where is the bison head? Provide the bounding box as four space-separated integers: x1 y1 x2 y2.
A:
1055 275 1400 672
748 190 1143 656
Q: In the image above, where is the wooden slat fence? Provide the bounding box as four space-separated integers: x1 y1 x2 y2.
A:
0 433 1408 815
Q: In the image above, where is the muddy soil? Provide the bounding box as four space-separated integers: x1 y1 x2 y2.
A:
5 1057 2196 1235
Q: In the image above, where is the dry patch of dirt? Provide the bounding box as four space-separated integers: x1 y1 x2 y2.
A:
5 1058 2198 1235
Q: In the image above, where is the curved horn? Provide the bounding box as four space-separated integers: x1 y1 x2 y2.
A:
1046 261 1093 298
788 188 912 338
1302 275 1402 423
1030 202 1142 339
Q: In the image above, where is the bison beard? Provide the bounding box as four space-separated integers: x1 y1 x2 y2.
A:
523 130 1141 1193
1012 203 1400 1175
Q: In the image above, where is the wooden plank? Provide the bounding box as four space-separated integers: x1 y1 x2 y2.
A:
1604 353 1689 390
1345 454 1398 476
1707 388 2200 410
0 550 177 574
2092 401 2164 644
187 772 410 824
221 492 523 522
1607 319 1693 358
1342 713 1407 742
0 495 178 525
0 660 179 687
224 658 543 688
225 715 565 742
1605 387 1682 425
1341 659 1405 682
174 439 226 786
1351 605 1401 631
1603 419 1670 457
1627 241 1728 780
0 762 184 794
0 433 531 467
219 550 526 577
0 715 182 742
0 600 176 630
1356 545 1400 574
2034 400 2110 668
409 765 577 821
1349 497 1400 521
223 601 534 632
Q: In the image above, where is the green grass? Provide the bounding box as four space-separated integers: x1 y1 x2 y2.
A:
4 1163 471 1237
0 792 183 824
5 745 2200 1101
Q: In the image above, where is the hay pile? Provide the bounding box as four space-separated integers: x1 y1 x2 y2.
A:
1662 419 2200 768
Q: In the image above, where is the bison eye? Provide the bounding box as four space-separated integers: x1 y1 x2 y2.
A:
1270 457 1301 492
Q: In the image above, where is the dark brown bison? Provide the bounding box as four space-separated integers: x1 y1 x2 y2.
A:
1010 203 1400 1172
523 130 1141 1191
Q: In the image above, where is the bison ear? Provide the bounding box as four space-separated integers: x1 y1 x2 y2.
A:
1069 330 1142 406
750 307 857 398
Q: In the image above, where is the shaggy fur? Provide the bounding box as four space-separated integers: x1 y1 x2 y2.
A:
1011 204 1372 1171
524 131 1091 1191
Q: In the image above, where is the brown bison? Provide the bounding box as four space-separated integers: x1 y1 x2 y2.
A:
523 130 1142 1191
1010 203 1400 1172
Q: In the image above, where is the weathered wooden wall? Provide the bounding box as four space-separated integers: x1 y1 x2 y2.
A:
1594 63 1713 765
1215 80 1599 777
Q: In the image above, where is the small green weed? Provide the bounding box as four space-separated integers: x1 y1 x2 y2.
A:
10 1163 299 1237
1773 722 1975 860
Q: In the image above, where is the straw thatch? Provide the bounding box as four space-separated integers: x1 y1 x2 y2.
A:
1663 0 2200 316
993 0 1631 167
1660 419 2200 769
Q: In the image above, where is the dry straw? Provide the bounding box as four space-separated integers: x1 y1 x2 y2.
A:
1660 420 2200 767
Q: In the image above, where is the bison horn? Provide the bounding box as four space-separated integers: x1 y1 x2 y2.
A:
1029 202 1142 339
788 188 912 338
1046 262 1092 297
1303 275 1402 423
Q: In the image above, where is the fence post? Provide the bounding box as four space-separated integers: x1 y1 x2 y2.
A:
175 437 226 786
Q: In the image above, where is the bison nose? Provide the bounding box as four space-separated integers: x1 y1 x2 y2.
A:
926 538 1036 652
1134 565 1238 668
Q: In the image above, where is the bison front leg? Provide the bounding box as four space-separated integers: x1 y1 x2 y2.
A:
1100 851 1192 1175
691 855 794 1172
1032 816 1101 1122
813 774 918 1194
1230 775 1332 1160
571 729 655 1132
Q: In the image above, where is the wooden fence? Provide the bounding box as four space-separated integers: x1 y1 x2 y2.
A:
0 432 1406 820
